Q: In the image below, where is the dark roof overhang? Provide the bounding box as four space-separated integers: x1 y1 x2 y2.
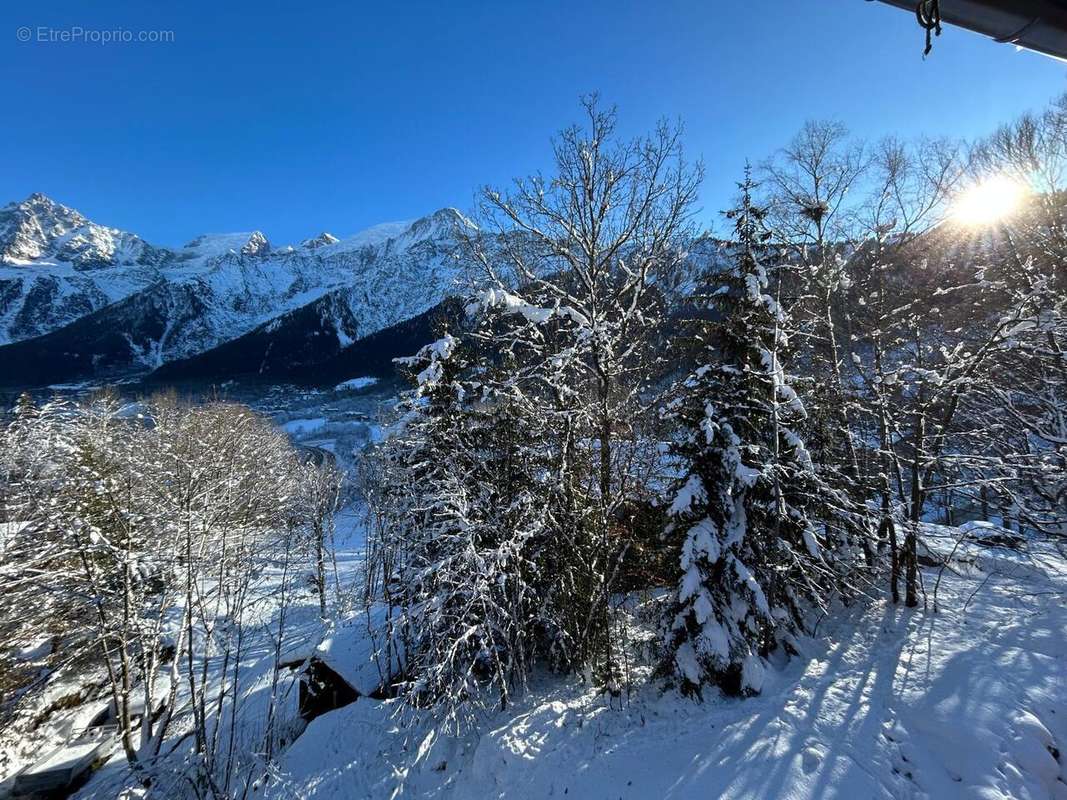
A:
871 0 1067 61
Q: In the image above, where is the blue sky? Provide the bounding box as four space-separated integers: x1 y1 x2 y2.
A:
2 0 1064 246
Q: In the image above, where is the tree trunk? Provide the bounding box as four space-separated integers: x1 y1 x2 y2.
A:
874 340 899 602
596 370 615 683
905 397 926 608
881 501 899 604
315 521 328 618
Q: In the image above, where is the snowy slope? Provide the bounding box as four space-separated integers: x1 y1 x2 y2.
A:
0 194 471 384
266 528 1067 800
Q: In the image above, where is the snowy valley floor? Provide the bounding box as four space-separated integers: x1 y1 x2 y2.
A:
268 529 1067 800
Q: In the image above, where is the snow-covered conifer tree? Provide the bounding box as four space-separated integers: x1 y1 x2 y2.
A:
662 170 832 696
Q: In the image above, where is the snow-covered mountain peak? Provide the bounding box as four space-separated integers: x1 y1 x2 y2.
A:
301 232 340 250
1 193 87 262
12 192 85 225
182 231 271 259
0 192 161 270
398 207 472 246
319 208 470 256
241 231 271 256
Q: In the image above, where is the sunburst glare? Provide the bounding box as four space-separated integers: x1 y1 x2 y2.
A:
952 175 1030 226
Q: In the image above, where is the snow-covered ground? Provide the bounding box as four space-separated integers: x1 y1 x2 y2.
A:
5 386 1062 800
335 376 379 392
5 386 1060 800
264 528 1066 800
8 507 1062 800
282 417 329 437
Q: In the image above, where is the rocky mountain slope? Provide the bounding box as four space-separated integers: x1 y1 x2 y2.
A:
150 296 462 386
0 194 470 387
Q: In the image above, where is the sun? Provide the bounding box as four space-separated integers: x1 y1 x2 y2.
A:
952 176 1029 226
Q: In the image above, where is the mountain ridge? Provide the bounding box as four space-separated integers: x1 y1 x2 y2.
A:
0 194 472 387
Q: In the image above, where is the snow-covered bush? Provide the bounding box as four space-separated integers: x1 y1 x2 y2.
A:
362 330 553 728
0 392 338 795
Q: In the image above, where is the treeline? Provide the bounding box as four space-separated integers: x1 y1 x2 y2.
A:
362 95 1066 726
0 392 343 795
